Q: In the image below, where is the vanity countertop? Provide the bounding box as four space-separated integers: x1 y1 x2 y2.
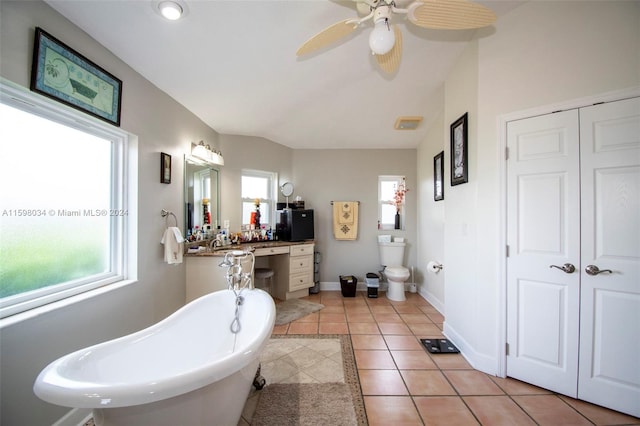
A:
185 240 314 257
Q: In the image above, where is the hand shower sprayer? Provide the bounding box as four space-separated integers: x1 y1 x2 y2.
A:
219 249 255 334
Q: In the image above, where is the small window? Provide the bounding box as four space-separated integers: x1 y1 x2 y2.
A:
241 170 277 228
0 83 132 319
379 175 406 230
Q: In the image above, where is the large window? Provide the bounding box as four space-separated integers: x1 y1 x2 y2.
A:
379 175 406 230
0 83 132 319
241 169 277 228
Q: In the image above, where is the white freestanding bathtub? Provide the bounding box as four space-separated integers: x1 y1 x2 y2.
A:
34 288 275 426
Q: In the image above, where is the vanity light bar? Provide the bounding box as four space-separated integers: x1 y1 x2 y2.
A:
192 141 224 166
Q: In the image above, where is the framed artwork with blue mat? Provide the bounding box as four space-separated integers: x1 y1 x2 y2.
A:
31 27 122 126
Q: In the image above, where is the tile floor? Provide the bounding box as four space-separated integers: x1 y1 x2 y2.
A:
268 290 640 426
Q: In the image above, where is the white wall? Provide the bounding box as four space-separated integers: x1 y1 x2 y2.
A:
0 2 220 424
291 149 417 287
416 96 445 312
434 0 640 374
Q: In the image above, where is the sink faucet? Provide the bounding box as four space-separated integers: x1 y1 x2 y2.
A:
209 237 222 250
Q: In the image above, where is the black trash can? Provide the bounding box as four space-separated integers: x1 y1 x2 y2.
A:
339 275 357 297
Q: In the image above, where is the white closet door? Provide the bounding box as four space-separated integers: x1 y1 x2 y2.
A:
506 110 581 397
578 97 640 417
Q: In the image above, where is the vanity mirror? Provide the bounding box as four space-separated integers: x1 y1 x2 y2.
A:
184 155 220 238
280 182 294 208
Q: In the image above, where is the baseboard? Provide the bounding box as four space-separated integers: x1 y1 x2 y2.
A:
443 322 498 376
319 281 341 291
319 281 388 292
417 287 444 315
51 408 91 426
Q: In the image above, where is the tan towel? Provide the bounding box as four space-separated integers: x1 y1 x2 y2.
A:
333 202 358 240
161 227 184 264
338 202 355 224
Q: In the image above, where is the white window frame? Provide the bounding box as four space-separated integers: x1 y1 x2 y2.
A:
0 81 134 320
379 175 405 230
241 169 277 228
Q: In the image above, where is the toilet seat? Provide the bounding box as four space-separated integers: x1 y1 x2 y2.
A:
385 266 410 280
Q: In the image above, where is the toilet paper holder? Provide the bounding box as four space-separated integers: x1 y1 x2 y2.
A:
427 261 443 273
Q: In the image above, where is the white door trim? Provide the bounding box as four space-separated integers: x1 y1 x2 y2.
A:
496 86 640 378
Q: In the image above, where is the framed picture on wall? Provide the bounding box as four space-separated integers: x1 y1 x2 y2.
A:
434 151 444 201
450 112 468 186
30 27 122 127
161 152 171 184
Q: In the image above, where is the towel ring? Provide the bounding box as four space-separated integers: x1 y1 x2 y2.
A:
161 209 178 227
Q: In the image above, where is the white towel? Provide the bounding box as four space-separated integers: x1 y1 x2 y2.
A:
161 227 184 264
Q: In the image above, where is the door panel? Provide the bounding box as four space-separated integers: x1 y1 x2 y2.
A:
506 110 580 397
595 167 640 258
518 173 566 254
516 279 566 365
578 97 640 417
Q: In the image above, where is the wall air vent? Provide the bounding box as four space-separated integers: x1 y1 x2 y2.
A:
394 116 423 130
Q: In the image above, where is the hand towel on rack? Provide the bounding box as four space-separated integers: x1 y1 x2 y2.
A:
338 201 355 225
161 227 185 264
333 201 358 240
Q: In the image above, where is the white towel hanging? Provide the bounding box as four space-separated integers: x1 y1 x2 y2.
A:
161 226 184 264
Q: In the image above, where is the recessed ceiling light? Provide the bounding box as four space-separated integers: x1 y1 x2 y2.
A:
158 1 183 20
394 116 423 130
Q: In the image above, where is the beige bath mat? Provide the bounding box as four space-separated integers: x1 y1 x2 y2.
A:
251 382 357 426
275 299 324 325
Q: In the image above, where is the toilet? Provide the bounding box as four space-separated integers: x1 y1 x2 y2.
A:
378 241 410 302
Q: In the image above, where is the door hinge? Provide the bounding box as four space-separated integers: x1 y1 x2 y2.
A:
506 245 510 257
506 342 510 356
505 147 509 160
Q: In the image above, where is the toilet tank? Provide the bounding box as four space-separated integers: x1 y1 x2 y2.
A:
379 242 406 267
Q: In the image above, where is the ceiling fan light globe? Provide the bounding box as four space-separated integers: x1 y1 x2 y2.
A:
369 20 395 55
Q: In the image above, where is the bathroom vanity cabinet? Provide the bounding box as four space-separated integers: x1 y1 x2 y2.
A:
270 243 315 300
185 241 315 302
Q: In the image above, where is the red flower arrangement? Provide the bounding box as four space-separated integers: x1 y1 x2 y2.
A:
394 180 409 213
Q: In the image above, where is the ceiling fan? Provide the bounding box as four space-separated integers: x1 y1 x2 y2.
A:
296 0 496 74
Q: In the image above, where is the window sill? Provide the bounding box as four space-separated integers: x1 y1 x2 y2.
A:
379 226 405 231
0 279 138 329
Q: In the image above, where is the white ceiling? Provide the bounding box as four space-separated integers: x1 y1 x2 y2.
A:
46 0 524 149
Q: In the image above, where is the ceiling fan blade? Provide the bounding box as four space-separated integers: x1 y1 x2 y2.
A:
376 25 402 74
408 0 496 30
296 19 358 56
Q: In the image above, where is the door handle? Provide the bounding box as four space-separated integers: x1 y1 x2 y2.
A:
549 263 576 274
585 265 613 276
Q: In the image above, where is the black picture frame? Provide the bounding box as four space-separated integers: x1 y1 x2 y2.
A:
161 152 171 184
450 112 468 186
30 27 123 127
434 151 444 201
